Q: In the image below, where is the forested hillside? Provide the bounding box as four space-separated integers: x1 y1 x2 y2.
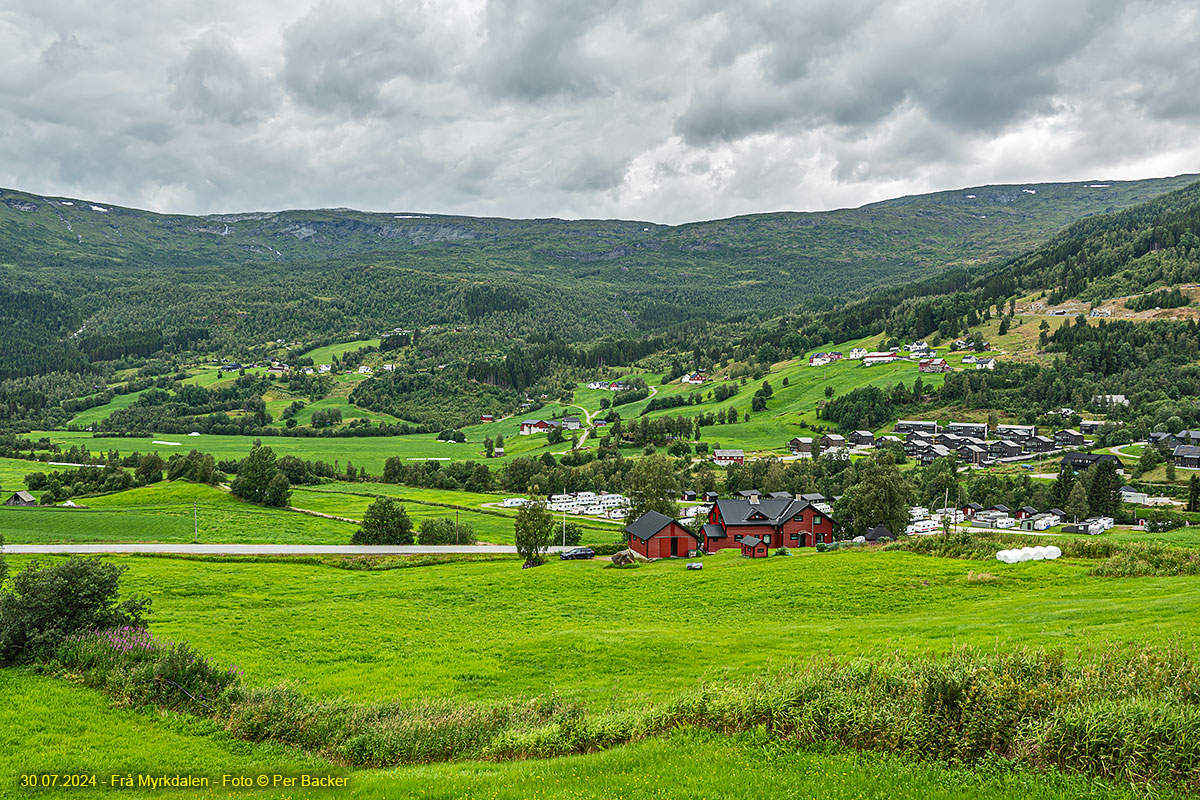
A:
1 174 1194 349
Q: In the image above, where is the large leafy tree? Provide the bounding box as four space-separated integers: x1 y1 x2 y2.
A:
836 451 912 538
625 454 679 522
1065 482 1089 523
514 492 553 565
231 441 281 505
352 497 414 545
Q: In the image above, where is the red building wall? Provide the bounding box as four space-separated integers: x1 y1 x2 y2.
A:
629 521 698 558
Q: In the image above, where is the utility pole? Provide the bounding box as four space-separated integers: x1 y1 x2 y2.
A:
455 510 460 545
193 501 198 543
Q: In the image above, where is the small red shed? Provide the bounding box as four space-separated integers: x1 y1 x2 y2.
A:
626 510 698 559
741 535 769 558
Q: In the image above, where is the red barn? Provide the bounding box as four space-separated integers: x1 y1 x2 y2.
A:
626 511 698 559
741 535 769 558
702 497 836 552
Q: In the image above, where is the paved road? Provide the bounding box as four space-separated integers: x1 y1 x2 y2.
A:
1 544 575 556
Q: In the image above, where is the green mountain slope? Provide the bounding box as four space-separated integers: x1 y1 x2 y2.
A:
0 174 1195 349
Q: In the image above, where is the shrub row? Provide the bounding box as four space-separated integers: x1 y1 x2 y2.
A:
41 629 1200 789
885 530 1200 577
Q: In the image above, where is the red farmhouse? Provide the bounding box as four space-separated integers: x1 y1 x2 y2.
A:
741 535 769 558
625 511 699 559
702 497 835 552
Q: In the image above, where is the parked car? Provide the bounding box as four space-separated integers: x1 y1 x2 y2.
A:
559 547 595 560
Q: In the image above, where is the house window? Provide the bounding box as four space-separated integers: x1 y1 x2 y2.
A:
734 535 742 542
789 534 799 541
813 516 823 525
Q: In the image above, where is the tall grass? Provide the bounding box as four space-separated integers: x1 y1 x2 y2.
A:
41 630 1200 790
887 530 1200 577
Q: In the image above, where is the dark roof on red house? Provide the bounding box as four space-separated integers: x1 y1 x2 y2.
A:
714 497 837 528
702 523 726 540
625 510 684 542
741 535 764 547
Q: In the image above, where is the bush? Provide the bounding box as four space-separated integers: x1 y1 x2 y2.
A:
417 517 478 546
352 497 414 545
590 542 628 556
0 558 151 665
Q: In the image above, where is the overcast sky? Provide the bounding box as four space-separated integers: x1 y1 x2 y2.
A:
2 0 1198 224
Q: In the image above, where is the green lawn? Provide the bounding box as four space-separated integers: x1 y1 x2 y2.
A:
296 339 381 365
6 548 1195 709
2 671 1151 800
67 388 152 428
0 482 354 545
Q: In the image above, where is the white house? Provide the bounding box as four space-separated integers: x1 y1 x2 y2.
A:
862 351 898 366
975 358 997 370
1119 485 1149 505
357 365 373 375
848 347 868 359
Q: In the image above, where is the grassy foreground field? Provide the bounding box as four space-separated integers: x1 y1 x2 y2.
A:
6 548 1197 707
3 671 1156 800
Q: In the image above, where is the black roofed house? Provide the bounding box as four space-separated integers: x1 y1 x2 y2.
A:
1079 420 1106 435
1174 445 1200 470
705 496 837 551
562 416 582 430
1054 429 1086 449
1061 452 1126 471
737 489 761 499
681 490 697 502
1149 432 1178 448
4 490 35 506
988 504 1011 515
864 524 893 542
961 502 983 517
626 510 698 559
990 440 1023 459
740 535 769 558
800 492 826 503
703 491 719 503
1016 506 1038 520
849 430 875 447
767 491 794 499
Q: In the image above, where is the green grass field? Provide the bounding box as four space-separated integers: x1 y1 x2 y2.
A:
3 671 1153 800
4 548 1192 708
296 339 381 365
0 482 354 545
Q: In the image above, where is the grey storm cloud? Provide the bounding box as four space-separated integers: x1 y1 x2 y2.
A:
0 0 1198 223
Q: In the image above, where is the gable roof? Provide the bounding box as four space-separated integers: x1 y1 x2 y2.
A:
7 490 35 503
741 535 764 547
625 510 681 542
865 524 892 541
1174 445 1200 458
714 497 835 528
713 449 744 458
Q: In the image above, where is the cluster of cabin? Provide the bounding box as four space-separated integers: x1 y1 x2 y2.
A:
893 421 1101 467
1147 429 1200 469
519 416 582 435
585 380 637 391
625 490 838 559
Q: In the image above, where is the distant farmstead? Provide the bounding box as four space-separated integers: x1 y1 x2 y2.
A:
712 449 745 466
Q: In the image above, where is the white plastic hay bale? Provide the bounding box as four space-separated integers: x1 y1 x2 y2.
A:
1032 546 1048 560
1045 545 1062 560
1018 548 1035 562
